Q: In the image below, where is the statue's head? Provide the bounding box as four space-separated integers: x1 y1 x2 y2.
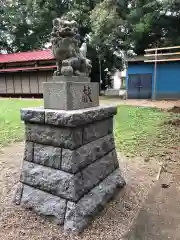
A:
52 18 78 37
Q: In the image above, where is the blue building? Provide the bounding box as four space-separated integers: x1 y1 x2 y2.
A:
126 48 180 100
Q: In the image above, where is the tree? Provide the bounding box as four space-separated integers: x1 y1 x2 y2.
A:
66 0 99 40
0 0 71 53
2 0 180 67
127 1 164 54
0 1 13 52
159 0 180 47
66 1 102 82
90 0 129 71
127 0 180 54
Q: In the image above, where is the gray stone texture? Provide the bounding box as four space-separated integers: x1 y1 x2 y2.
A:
25 123 82 150
61 134 115 173
23 141 34 162
45 105 117 127
111 150 120 169
20 105 117 127
53 76 90 83
64 169 126 233
17 105 126 233
13 182 24 205
43 82 99 110
20 148 119 202
21 107 45 123
21 185 66 225
83 118 113 144
43 82 69 110
20 161 82 201
33 143 61 169
80 150 118 194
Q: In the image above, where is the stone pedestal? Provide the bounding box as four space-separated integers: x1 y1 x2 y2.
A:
43 76 99 110
15 106 125 233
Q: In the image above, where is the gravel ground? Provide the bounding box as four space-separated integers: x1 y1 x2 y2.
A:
0 142 159 240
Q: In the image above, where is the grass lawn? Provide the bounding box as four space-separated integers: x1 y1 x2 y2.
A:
115 106 180 160
0 98 42 147
0 98 180 161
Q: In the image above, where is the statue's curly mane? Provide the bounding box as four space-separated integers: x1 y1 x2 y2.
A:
51 17 92 77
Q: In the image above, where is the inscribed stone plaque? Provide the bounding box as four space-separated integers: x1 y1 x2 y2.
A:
43 82 99 110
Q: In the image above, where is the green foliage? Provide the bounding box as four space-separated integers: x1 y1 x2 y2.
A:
127 0 162 53
1 0 180 59
90 0 129 69
128 0 180 54
0 0 70 52
115 105 180 161
66 0 98 38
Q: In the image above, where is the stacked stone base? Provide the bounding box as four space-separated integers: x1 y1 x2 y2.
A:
15 106 125 233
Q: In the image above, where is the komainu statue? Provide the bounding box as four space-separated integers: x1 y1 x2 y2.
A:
51 18 92 77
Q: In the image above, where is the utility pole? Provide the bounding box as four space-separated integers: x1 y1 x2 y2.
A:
153 48 158 100
99 56 102 92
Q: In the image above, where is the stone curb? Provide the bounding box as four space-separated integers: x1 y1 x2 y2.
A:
20 105 117 127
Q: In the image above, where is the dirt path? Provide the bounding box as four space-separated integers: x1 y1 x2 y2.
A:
123 152 180 240
0 143 159 240
124 180 180 240
100 98 180 109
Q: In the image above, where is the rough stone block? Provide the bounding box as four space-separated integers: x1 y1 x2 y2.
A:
52 76 90 83
13 182 24 205
21 185 66 225
33 143 61 169
23 141 34 162
20 148 118 202
20 105 117 127
17 102 126 234
21 107 45 123
113 150 120 168
20 161 83 201
61 134 115 173
80 150 118 193
43 82 99 110
25 123 82 150
45 105 117 127
83 118 113 144
64 169 126 233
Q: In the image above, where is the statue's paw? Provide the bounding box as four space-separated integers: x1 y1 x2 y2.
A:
53 71 61 76
61 66 73 76
74 70 81 76
53 71 58 76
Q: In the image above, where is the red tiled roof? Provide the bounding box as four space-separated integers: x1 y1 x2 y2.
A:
0 49 55 64
0 65 56 73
